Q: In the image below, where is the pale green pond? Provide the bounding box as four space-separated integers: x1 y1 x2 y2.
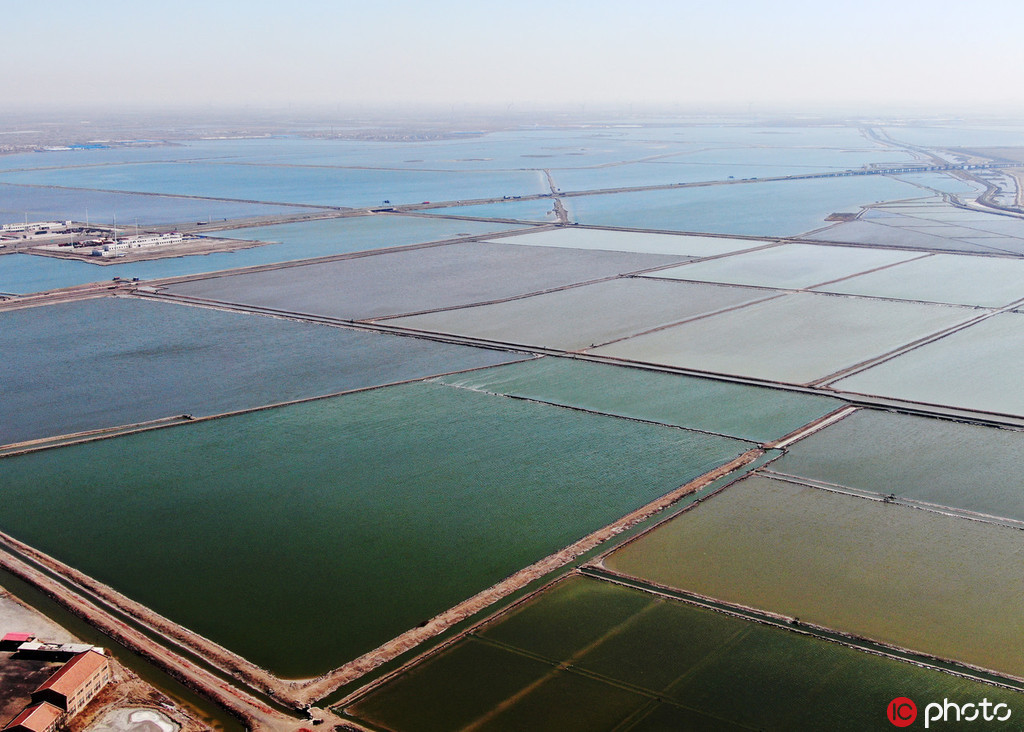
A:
433 357 843 442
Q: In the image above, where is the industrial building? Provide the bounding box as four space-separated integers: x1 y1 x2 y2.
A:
16 641 97 661
0 633 34 651
91 232 188 256
2 703 63 732
0 222 66 233
30 649 111 715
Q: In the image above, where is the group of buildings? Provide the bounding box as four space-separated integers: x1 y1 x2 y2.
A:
89 232 187 257
2 633 111 732
0 221 193 257
0 222 70 238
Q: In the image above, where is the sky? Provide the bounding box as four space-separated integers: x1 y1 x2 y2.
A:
6 0 1024 113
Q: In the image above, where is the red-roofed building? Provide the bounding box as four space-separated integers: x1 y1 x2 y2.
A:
2 633 34 643
30 649 110 715
0 633 34 650
2 703 63 732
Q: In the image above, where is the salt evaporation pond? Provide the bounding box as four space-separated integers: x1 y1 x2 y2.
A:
481 227 765 257
548 146 915 192
165 241 686 320
568 175 925 236
646 242 921 290
833 311 1024 416
0 381 752 677
0 181 314 227
208 214 526 261
389 278 773 350
605 474 1024 680
809 220 1017 256
594 292 974 384
434 358 843 443
0 296 522 445
893 171 982 195
0 163 549 207
0 144 225 170
0 215 525 294
770 408 1024 522
815 251 1024 307
431 198 559 221
346 575 1024 732
882 125 1024 148
0 125 895 176
0 133 681 173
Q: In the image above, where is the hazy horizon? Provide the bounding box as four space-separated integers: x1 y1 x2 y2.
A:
7 0 1024 116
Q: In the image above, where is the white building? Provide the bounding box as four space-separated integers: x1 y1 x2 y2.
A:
92 232 187 256
1 221 67 233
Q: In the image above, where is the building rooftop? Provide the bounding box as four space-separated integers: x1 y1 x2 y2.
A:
3 703 63 732
18 642 95 654
32 649 107 698
2 633 34 643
